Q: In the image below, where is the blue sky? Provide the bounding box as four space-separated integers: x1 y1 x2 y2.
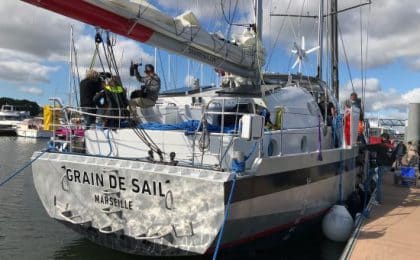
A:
1 0 419 119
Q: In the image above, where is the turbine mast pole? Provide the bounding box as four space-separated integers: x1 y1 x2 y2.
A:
317 0 324 80
330 0 339 99
255 0 263 84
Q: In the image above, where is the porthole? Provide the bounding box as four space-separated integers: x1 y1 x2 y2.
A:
301 136 308 152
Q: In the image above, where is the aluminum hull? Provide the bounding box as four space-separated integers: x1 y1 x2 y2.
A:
31 147 358 256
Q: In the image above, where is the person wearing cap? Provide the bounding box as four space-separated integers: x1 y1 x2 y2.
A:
79 69 102 128
129 64 161 121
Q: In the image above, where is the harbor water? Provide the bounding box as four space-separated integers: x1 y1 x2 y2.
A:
0 137 345 259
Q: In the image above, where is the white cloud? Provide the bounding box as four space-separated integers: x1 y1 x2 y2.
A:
18 86 44 96
0 59 59 84
340 77 420 116
401 88 420 104
0 0 84 61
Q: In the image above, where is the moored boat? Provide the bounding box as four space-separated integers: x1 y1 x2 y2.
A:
16 118 53 138
23 0 368 256
0 104 30 135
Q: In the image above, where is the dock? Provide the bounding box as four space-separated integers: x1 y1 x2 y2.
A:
346 170 420 259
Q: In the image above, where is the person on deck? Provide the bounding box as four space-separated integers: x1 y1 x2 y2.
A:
93 76 128 128
318 95 336 126
79 69 102 128
350 92 362 112
129 63 161 122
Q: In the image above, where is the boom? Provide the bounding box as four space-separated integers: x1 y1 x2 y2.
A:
21 0 265 78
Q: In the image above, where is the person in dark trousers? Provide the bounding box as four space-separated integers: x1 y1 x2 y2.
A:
367 138 390 204
129 63 161 122
93 76 128 128
79 69 102 128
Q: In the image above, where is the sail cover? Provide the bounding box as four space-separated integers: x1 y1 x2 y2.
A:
21 0 264 78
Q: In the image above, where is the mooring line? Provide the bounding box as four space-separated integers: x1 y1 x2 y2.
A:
212 171 238 260
0 149 48 187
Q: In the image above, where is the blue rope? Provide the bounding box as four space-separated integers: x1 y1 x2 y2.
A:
212 172 238 260
0 149 48 187
212 142 257 259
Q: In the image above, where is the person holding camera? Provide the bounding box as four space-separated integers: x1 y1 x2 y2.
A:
79 69 102 128
129 63 161 122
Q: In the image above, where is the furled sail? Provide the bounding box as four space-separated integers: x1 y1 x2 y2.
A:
21 0 265 78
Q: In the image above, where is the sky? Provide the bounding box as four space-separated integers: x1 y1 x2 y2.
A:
1 0 420 120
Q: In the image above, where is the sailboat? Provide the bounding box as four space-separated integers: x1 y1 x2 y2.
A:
24 0 366 256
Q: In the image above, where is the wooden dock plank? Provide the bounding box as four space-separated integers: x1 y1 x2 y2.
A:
350 171 420 260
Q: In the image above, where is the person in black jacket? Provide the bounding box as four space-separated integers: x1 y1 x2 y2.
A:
79 69 102 128
367 139 390 204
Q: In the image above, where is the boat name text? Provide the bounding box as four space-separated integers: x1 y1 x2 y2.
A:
65 168 166 197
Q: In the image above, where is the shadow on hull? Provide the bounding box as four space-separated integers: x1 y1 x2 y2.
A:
54 213 345 259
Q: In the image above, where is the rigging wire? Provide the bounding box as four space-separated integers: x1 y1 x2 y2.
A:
89 29 164 156
70 26 81 107
265 0 293 70
359 0 364 98
363 3 371 112
220 0 249 27
157 49 168 91
338 22 355 93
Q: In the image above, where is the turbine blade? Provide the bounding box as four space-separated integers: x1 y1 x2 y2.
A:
292 58 300 69
298 61 302 73
291 49 297 54
306 45 320 54
301 36 305 50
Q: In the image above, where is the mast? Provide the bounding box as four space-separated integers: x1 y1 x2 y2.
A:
68 25 73 106
255 0 263 84
255 0 263 43
330 0 339 99
317 0 324 80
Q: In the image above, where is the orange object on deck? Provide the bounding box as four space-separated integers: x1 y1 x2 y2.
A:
358 120 364 134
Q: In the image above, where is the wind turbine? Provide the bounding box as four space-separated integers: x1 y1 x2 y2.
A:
291 36 320 73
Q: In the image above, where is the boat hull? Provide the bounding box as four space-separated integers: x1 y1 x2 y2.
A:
16 129 53 138
31 148 358 256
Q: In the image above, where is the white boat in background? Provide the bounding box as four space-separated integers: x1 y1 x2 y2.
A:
16 118 53 139
0 104 30 134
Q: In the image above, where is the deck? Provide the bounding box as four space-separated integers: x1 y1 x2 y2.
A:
347 170 420 259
